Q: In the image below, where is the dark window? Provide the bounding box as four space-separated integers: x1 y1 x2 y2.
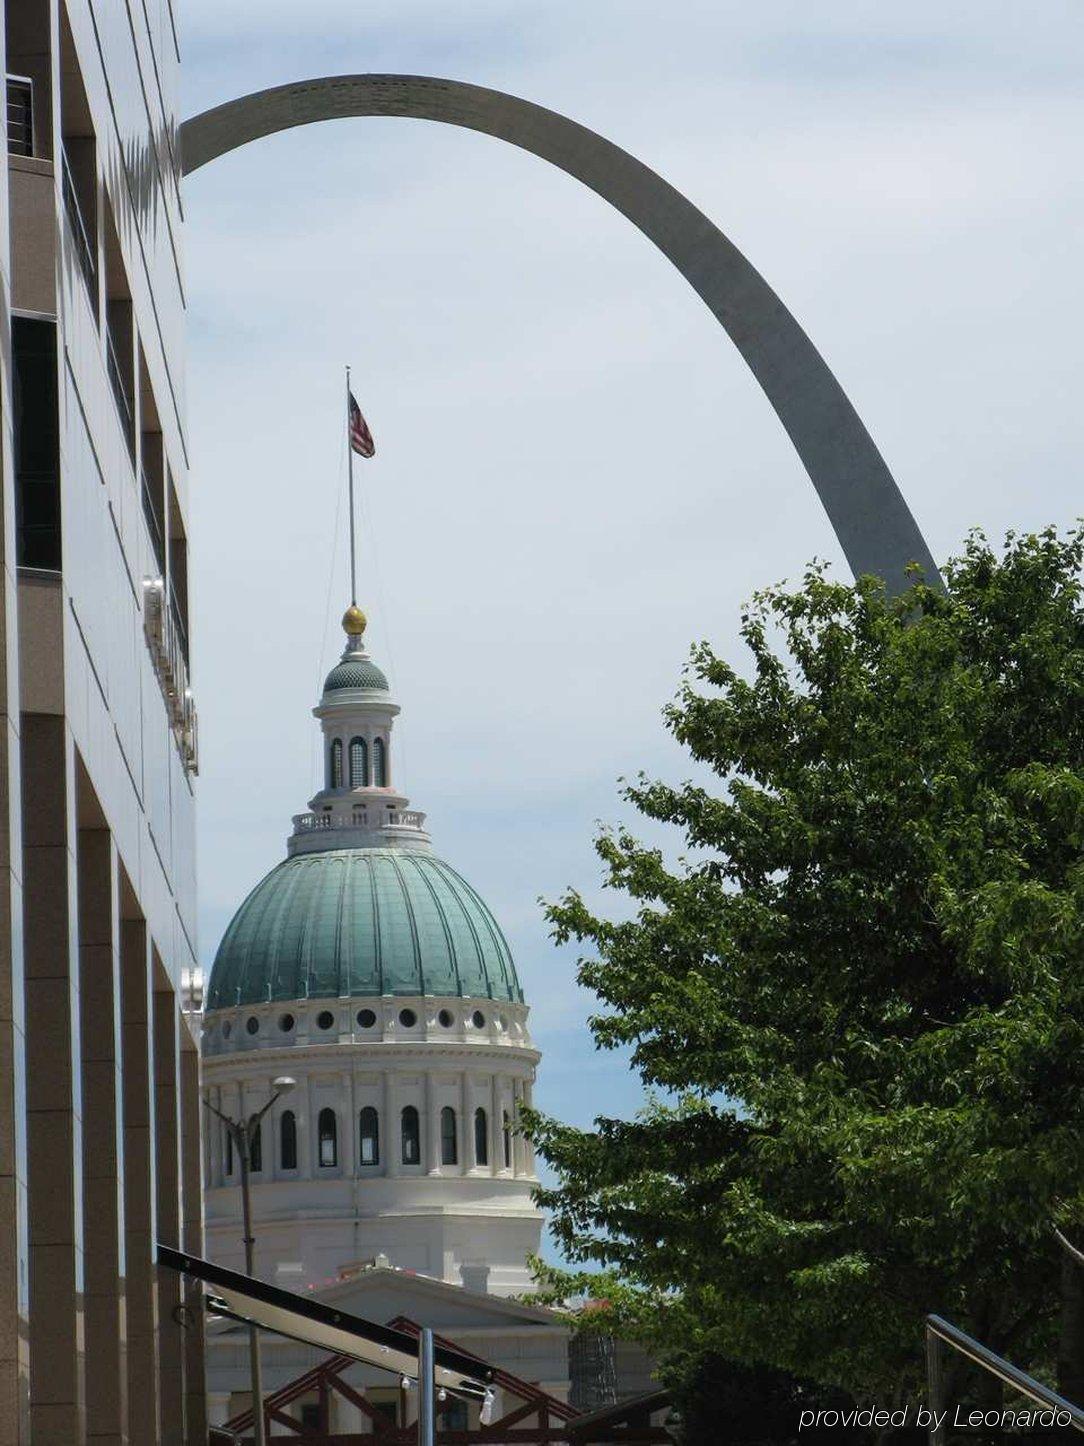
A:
443 1399 469 1430
441 1106 458 1166
330 739 343 789
249 1121 262 1173
349 736 368 788
474 1107 488 1166
359 1106 379 1166
7 76 33 157
503 1110 512 1169
317 1010 335 1031
401 1105 420 1165
438 1009 454 1028
356 1008 376 1029
373 736 387 787
398 1008 417 1028
318 1108 338 1168
245 1016 258 1035
280 1110 297 1170
13 317 60 570
472 1010 485 1029
300 1403 321 1430
279 1013 295 1033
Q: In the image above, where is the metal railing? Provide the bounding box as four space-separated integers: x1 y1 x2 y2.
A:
140 463 166 575
6 75 33 157
142 577 198 774
925 1315 1084 1444
105 327 135 463
292 808 425 835
61 147 98 305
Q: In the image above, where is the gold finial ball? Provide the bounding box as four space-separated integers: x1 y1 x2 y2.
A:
342 604 367 637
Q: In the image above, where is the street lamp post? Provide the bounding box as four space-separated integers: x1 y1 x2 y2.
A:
204 1076 296 1446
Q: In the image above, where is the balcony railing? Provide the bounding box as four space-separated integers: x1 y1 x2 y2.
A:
6 75 33 157
292 809 426 836
140 463 166 575
142 577 198 775
61 147 98 306
105 328 135 464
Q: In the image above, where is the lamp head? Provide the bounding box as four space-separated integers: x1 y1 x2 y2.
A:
272 1076 297 1095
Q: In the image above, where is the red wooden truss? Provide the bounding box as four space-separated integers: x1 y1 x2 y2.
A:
221 1316 672 1444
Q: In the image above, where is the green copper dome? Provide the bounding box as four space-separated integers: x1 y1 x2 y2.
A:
323 658 389 693
206 849 522 1009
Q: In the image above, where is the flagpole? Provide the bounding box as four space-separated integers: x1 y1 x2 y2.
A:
346 365 357 606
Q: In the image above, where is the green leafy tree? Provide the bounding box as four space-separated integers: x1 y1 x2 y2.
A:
526 527 1084 1419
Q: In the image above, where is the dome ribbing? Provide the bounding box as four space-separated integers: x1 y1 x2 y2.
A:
206 849 522 1009
323 658 389 693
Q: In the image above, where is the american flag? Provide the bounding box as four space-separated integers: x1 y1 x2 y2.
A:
348 392 375 458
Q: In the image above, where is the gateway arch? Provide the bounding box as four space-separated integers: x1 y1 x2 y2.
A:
182 74 938 594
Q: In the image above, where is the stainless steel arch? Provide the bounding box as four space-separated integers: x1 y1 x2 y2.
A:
182 74 939 593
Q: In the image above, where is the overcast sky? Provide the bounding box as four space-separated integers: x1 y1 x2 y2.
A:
180 2 1084 1145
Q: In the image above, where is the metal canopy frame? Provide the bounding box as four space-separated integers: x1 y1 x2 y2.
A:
157 1245 491 1400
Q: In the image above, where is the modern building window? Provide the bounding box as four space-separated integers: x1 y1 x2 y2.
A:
318 1108 338 1168
249 1122 262 1173
441 1106 458 1166
280 1110 297 1170
373 737 387 787
225 1127 234 1177
401 1106 420 1165
359 1106 380 1165
503 1110 512 1169
12 316 61 570
349 736 368 788
474 1107 488 1166
330 739 343 788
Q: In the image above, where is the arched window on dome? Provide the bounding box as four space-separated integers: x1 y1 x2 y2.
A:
373 736 387 787
250 1121 263 1173
359 1106 380 1166
401 1105 420 1166
474 1107 489 1167
280 1110 297 1170
318 1108 338 1168
349 736 368 788
502 1110 512 1170
441 1106 458 1166
330 739 343 789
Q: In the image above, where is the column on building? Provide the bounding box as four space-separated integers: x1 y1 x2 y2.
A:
154 977 186 1444
384 1073 399 1178
121 910 161 1444
77 819 128 1445
460 1072 471 1174
180 1044 208 1445
23 713 86 1444
425 1072 440 1175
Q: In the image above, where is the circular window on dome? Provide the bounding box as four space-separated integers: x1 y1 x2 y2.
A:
356 1008 377 1029
245 1016 259 1036
279 1013 295 1033
398 1008 417 1028
437 1008 454 1028
317 1010 335 1031
472 1010 486 1029
222 1020 232 1039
